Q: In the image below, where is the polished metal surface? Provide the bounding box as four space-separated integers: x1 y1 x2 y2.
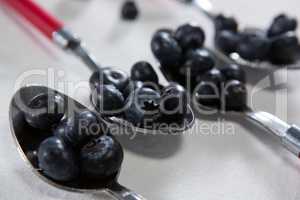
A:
245 110 300 157
71 44 101 72
53 28 101 72
179 0 216 19
9 85 146 200
192 101 300 157
283 126 300 157
53 28 78 49
245 111 291 138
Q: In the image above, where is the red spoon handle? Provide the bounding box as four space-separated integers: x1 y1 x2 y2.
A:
4 0 63 39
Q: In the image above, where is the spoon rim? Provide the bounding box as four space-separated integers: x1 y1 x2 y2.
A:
103 105 195 135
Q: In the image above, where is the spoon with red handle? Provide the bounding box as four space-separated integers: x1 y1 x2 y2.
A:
4 0 100 72
3 0 195 135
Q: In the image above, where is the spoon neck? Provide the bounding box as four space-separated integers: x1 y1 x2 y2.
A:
190 0 217 20
54 28 101 72
105 182 147 200
244 110 300 158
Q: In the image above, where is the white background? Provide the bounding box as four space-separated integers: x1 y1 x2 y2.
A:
1 0 300 199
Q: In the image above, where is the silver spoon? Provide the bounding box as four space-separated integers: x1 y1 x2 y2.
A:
4 0 195 135
192 95 300 159
160 50 300 160
178 0 300 69
9 85 146 200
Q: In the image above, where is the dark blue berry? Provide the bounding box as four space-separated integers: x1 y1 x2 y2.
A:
159 83 188 121
268 32 300 64
236 32 270 61
131 61 159 84
121 0 139 21
181 48 215 76
174 23 205 50
25 93 65 130
54 110 102 148
38 137 79 182
80 135 123 179
220 64 246 83
151 29 183 67
91 84 125 115
125 87 161 125
89 68 129 93
27 150 39 168
214 14 238 32
123 81 144 100
196 68 225 89
215 30 241 54
223 80 247 111
267 14 298 38
195 81 220 109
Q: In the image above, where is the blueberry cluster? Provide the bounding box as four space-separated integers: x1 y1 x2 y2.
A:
151 23 248 112
215 13 300 64
89 63 188 127
151 24 210 88
23 93 123 182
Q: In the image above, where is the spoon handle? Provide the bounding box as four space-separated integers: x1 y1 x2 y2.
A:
245 111 300 158
106 182 147 200
3 0 100 72
179 0 217 20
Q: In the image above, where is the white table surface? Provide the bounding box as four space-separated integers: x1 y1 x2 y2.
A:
1 0 300 199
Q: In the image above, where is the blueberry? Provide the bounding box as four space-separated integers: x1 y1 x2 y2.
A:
27 150 39 167
54 110 102 147
123 81 144 100
91 84 125 115
215 30 241 54
89 68 129 93
268 32 300 64
174 23 205 50
125 87 161 125
131 61 159 84
159 83 188 121
222 80 247 111
196 68 225 89
80 135 123 179
220 64 246 83
181 48 215 77
151 29 183 68
195 81 220 109
121 0 139 21
24 93 65 130
38 137 79 182
214 14 238 32
267 14 298 38
236 32 270 61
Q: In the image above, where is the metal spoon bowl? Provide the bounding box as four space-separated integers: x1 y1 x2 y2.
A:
89 70 195 136
179 0 300 69
160 48 300 160
9 85 146 199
